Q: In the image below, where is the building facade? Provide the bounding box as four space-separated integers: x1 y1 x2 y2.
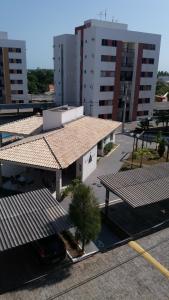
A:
54 19 161 121
0 31 27 104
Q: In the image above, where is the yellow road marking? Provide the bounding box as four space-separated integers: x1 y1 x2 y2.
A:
128 240 169 279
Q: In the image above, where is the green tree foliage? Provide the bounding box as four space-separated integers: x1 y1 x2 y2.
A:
158 138 166 158
27 68 54 94
156 81 169 100
69 183 101 252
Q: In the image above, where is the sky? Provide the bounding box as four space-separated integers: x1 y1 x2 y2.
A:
0 0 168 70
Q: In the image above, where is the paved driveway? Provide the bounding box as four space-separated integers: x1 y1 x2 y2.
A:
85 133 133 204
60 133 133 212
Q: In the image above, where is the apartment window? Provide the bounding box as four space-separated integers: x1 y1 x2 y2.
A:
17 69 22 74
141 72 153 78
143 43 156 50
84 70 87 74
10 79 23 84
98 114 104 119
99 100 112 106
8 48 21 53
85 55 87 59
140 85 151 91
11 90 23 95
85 40 87 43
91 38 95 41
101 39 117 47
9 58 22 64
100 86 114 92
138 98 150 104
100 70 115 77
137 110 149 116
10 69 22 74
142 58 154 64
101 55 116 62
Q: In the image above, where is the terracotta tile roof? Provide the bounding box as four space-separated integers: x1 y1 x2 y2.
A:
0 116 120 170
0 116 43 136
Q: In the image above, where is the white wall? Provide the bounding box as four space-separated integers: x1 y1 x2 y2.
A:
53 34 77 106
76 145 97 181
43 106 84 131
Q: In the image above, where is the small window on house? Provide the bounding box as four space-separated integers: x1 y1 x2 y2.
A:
85 40 87 43
79 164 82 172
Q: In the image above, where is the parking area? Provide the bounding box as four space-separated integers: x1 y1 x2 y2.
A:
2 227 169 300
0 242 70 294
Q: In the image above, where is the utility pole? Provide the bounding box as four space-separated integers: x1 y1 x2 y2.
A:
121 83 128 134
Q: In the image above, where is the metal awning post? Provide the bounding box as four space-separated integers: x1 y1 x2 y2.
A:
105 188 110 216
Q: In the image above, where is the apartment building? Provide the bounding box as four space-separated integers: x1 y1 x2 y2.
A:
0 31 27 104
54 19 161 121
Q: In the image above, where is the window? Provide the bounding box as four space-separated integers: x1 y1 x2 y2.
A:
137 110 149 116
84 70 87 74
101 55 116 62
142 58 154 64
8 48 21 53
99 100 112 106
98 114 104 119
100 70 115 77
11 90 23 95
101 39 117 47
88 154 92 163
143 43 156 50
138 98 150 104
10 69 22 74
139 85 151 91
100 86 114 92
85 40 87 43
141 72 153 78
91 38 95 41
10 79 23 84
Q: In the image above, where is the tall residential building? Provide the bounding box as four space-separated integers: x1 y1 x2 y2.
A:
54 19 161 121
0 31 27 104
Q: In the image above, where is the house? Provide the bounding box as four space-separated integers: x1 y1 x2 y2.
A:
0 106 120 198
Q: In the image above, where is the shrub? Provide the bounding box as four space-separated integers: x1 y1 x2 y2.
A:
158 139 166 157
104 142 113 155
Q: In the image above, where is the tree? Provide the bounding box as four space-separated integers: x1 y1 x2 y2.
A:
69 183 101 253
158 138 166 158
27 68 54 94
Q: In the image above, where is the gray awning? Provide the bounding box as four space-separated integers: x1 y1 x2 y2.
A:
99 163 169 208
0 188 71 252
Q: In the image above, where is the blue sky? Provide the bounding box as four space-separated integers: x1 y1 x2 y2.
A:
0 0 168 70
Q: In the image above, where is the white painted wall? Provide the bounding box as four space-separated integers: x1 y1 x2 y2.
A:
53 34 77 106
76 145 97 181
43 106 84 131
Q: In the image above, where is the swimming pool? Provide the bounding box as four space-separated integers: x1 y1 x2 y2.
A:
2 133 12 139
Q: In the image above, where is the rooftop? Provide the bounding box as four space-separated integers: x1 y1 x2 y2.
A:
99 163 169 208
0 115 43 136
0 188 71 252
0 116 120 170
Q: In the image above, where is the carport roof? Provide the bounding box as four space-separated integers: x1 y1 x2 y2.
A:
99 163 169 208
0 188 71 251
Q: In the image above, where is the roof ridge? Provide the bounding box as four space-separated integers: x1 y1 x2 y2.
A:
43 136 62 169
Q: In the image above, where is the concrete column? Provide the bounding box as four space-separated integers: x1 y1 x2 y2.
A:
105 189 110 216
56 169 62 200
